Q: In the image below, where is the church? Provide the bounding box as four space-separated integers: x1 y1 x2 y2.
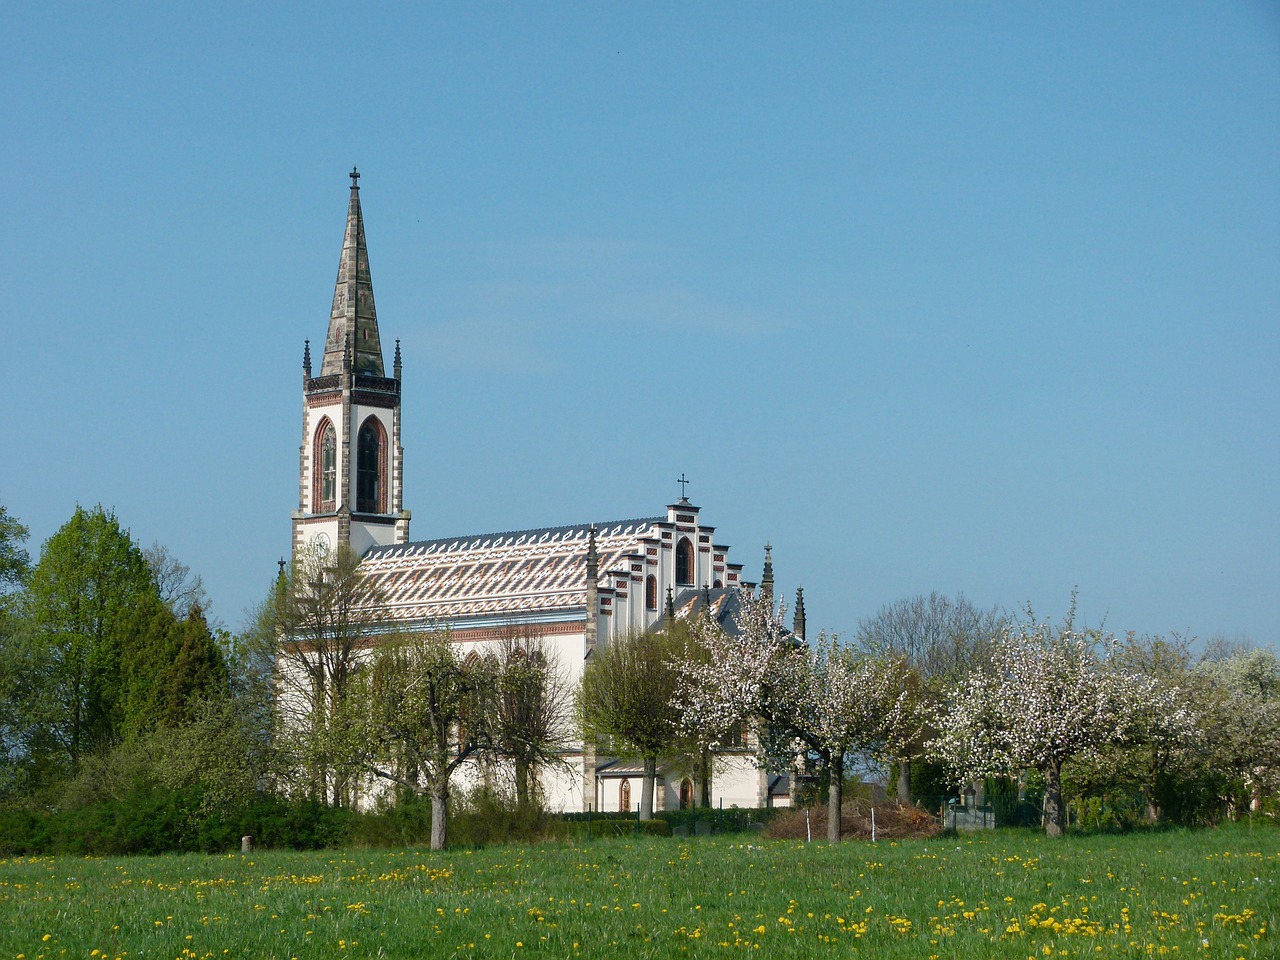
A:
288 170 801 812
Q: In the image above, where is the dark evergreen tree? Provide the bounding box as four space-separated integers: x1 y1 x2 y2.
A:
160 605 229 727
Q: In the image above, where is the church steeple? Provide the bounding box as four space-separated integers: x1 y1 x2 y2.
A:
321 167 385 377
293 170 409 562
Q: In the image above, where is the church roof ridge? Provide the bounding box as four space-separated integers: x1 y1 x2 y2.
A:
366 515 665 558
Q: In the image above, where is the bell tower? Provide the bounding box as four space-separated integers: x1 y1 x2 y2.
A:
292 169 411 560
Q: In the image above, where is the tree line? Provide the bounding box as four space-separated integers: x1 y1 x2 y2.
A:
2 501 1276 852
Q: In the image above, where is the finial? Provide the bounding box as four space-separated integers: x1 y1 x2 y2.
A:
793 586 806 641
676 472 690 502
350 166 360 188
277 557 286 580
666 585 675 619
393 338 402 378
703 583 711 606
303 339 312 378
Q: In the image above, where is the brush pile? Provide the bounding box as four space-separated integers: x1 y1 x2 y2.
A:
765 797 941 841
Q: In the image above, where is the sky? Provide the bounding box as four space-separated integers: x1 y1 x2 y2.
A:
3 3 1277 645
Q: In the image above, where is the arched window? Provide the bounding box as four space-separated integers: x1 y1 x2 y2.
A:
645 575 658 611
619 779 631 813
313 419 337 511
713 579 723 589
675 537 694 585
356 417 386 513
679 778 693 810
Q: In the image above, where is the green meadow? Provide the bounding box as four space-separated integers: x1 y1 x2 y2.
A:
1 825 1275 959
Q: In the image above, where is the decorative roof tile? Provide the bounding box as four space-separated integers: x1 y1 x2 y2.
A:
359 517 664 625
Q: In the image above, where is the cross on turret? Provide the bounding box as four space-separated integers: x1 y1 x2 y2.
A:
676 472 690 502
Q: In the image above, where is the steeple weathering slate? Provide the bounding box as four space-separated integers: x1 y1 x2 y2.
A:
321 168 385 377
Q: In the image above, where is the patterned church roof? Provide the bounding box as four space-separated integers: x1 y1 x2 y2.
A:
359 517 664 625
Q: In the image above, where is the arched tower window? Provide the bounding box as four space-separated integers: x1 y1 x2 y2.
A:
313 419 337 511
356 417 386 513
619 779 631 813
676 537 694 585
645 575 658 611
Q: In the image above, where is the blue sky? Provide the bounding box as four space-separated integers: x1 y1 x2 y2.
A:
4 3 1277 644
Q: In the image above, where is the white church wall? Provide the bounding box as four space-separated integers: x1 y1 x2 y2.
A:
710 754 764 809
348 521 398 557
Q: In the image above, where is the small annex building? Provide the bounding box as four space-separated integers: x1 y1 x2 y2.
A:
288 171 802 813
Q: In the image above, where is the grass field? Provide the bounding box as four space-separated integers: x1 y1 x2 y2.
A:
1 824 1275 959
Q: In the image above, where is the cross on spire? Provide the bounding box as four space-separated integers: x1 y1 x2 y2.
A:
349 166 360 187
676 472 690 501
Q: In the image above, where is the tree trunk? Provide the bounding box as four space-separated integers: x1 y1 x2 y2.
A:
1144 798 1159 824
430 781 449 850
640 755 657 820
699 751 712 808
514 756 531 812
896 759 911 802
827 752 844 843
1043 760 1064 838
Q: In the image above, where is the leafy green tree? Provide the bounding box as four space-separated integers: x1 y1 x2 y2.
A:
270 545 387 807
0 504 34 796
357 629 491 849
0 504 30 594
25 505 157 771
577 629 689 820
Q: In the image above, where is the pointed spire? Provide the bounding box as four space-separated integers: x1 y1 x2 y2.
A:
793 586 806 641
303 339 312 379
393 338 402 381
666 585 675 619
761 543 774 604
321 168 385 377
